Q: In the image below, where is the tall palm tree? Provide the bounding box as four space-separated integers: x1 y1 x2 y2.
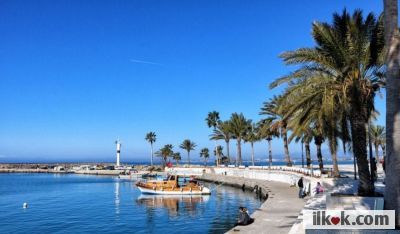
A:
313 128 325 170
369 124 386 163
200 148 210 166
229 113 251 166
173 152 181 166
270 10 384 194
260 96 292 166
384 0 400 223
213 145 224 165
155 144 173 168
145 132 157 166
206 111 220 165
257 119 279 168
180 139 197 166
272 76 343 176
210 120 232 163
381 137 386 159
244 122 260 166
289 123 313 168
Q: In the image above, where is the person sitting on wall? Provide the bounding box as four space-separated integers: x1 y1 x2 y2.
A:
236 207 254 226
315 182 324 194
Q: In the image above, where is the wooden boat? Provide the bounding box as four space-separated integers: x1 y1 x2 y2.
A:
135 175 211 195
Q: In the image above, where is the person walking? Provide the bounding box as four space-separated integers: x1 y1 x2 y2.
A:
298 176 304 198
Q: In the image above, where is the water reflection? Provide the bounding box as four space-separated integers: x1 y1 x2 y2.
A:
115 182 120 214
136 195 210 217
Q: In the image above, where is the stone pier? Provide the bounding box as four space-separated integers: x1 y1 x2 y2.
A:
197 173 306 234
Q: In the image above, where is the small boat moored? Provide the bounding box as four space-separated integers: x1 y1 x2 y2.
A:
118 169 147 180
136 175 211 195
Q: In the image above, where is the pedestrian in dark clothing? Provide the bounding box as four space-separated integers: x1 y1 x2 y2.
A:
236 207 252 226
298 177 304 198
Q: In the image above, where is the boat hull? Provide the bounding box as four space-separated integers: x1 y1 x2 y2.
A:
136 185 211 195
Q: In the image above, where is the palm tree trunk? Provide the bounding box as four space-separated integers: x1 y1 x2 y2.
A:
327 132 340 177
214 139 218 167
163 157 167 168
374 143 380 164
316 143 324 170
305 140 311 168
384 0 400 226
237 138 242 166
251 142 255 166
226 140 230 164
268 139 272 168
150 143 154 166
330 148 340 177
350 113 374 195
282 125 291 166
188 151 191 166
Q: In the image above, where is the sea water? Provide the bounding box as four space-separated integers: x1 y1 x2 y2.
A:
0 173 263 234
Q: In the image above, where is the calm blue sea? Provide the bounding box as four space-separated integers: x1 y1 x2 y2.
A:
0 173 263 234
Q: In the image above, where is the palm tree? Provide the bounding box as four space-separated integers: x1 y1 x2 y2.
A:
206 111 220 165
270 10 384 194
380 137 386 159
210 120 232 163
155 144 173 167
289 123 313 168
313 128 325 170
244 122 260 166
172 152 181 166
180 139 197 166
145 132 157 166
213 145 224 165
257 119 279 168
229 113 251 166
199 148 210 166
384 0 400 226
369 124 386 163
260 96 292 166
272 76 343 176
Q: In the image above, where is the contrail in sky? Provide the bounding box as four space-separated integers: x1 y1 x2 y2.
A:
129 59 164 66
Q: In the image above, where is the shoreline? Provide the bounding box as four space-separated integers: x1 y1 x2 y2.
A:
1 163 370 234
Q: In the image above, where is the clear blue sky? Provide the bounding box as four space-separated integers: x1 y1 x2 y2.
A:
0 0 384 163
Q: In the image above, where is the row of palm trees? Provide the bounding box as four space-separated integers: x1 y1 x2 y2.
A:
146 9 386 196
264 9 384 196
205 9 387 197
145 132 211 166
206 111 280 167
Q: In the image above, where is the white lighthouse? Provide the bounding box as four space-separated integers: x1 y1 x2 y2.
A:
115 139 121 167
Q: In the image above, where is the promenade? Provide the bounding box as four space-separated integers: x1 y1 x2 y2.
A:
199 173 306 234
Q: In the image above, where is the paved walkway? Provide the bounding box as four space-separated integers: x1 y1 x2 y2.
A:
198 174 306 234
288 166 388 234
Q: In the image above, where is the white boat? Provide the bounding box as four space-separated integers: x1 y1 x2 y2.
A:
118 170 147 180
135 175 211 195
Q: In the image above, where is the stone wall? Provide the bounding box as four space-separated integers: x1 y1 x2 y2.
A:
166 166 322 197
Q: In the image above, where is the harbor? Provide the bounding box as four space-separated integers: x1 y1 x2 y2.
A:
1 0 397 233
